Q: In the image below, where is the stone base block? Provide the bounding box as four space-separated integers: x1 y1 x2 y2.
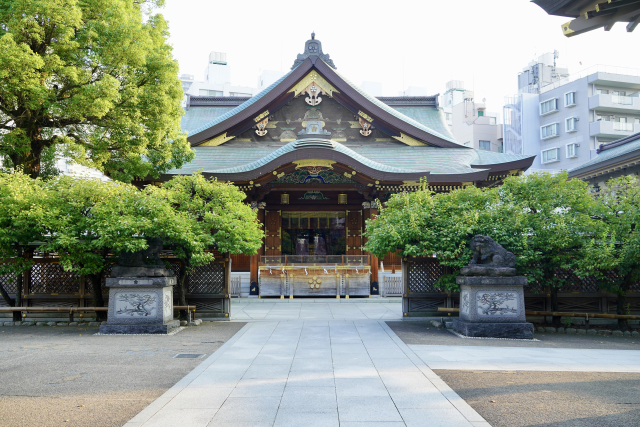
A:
453 319 534 339
99 320 180 335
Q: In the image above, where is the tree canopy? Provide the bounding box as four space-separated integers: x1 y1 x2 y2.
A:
0 0 192 181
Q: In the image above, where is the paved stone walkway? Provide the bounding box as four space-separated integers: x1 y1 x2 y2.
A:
230 299 402 321
410 344 640 372
124 320 488 427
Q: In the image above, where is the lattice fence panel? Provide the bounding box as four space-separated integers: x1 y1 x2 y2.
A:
29 299 79 308
556 269 599 293
188 298 224 313
0 268 19 293
524 297 547 311
407 260 447 293
30 263 81 294
187 262 225 295
408 297 447 312
557 298 602 312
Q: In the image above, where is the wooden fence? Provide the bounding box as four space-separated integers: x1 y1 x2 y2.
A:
0 256 231 319
401 256 640 317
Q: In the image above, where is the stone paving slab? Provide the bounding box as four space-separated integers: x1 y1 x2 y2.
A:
230 301 403 321
123 320 485 427
409 344 640 372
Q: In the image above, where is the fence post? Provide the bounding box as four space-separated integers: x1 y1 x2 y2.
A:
224 253 232 319
402 258 409 317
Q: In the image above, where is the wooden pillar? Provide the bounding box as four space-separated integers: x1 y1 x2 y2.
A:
250 209 265 285
363 207 379 285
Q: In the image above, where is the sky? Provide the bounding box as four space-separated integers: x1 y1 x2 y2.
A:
159 0 640 115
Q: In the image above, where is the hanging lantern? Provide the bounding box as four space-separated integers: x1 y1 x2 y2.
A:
338 193 348 205
281 193 290 205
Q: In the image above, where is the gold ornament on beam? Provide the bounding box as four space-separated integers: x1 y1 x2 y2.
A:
255 117 269 137
305 84 324 106
338 194 348 205
281 193 290 205
358 117 372 137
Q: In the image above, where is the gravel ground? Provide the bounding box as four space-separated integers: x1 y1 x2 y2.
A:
435 370 640 427
387 320 640 349
387 321 640 426
0 322 245 427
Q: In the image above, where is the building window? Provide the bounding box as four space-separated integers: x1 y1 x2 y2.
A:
540 123 560 139
613 117 633 131
566 117 577 132
445 112 452 122
635 118 640 124
199 89 223 96
597 114 611 122
564 92 576 107
596 89 609 95
479 140 491 151
540 98 558 115
566 143 578 158
230 92 252 97
489 117 497 125
541 148 560 163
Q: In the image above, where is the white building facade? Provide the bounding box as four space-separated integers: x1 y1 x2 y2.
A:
443 80 503 152
180 51 284 100
504 56 640 173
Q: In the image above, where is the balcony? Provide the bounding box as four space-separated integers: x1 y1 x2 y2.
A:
590 120 640 138
589 93 640 113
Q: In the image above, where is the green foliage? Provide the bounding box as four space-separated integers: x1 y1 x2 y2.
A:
0 0 192 180
365 172 599 291
39 175 212 277
497 172 601 287
581 176 640 293
0 171 214 308
149 173 264 260
0 172 47 281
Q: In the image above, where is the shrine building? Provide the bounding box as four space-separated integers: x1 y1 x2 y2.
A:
159 34 535 298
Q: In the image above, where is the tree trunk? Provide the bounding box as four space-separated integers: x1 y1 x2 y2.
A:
545 267 561 327
14 249 31 321
16 131 44 179
88 273 107 321
616 273 634 331
176 260 188 321
0 284 15 309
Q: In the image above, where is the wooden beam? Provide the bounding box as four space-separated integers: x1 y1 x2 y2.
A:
627 14 640 30
562 4 640 36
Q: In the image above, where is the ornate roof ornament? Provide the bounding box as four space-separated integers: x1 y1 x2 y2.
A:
291 33 336 70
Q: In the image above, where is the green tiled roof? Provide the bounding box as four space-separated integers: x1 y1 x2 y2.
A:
393 107 457 143
186 69 297 137
331 64 458 144
181 106 234 135
168 139 532 176
569 132 640 175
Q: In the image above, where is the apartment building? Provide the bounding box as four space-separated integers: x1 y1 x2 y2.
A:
504 54 640 172
443 80 503 152
180 51 284 100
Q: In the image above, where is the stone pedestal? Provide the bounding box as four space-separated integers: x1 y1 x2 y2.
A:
99 276 179 334
453 276 533 339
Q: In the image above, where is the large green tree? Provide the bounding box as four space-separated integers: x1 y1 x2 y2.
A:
149 174 264 319
365 184 531 289
581 176 640 330
0 0 192 181
494 172 601 326
0 172 47 320
40 175 212 319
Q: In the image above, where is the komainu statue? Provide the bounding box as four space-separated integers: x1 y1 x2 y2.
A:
111 237 174 278
461 235 516 277
469 235 516 268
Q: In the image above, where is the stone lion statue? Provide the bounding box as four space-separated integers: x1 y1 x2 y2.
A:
117 237 165 267
112 237 173 277
468 235 516 268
